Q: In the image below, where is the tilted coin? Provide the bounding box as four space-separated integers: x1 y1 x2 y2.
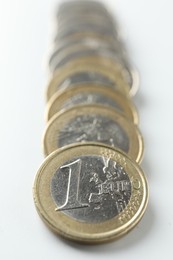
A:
49 56 138 97
49 41 126 72
49 52 133 95
43 104 143 163
50 48 133 86
33 143 148 243
46 62 130 101
48 37 125 69
45 84 139 124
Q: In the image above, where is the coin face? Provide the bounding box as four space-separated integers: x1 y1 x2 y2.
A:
46 62 130 100
51 155 131 222
43 105 143 163
45 84 139 124
33 143 148 243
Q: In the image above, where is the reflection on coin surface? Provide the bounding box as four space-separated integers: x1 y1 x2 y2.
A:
45 85 138 123
43 105 143 163
33 143 148 243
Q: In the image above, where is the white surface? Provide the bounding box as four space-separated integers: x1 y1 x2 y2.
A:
0 0 172 259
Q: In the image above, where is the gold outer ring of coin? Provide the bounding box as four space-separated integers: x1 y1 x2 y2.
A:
33 142 148 244
43 104 144 163
45 83 139 124
46 61 130 101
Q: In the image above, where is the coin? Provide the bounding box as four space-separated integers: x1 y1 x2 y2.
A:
49 41 126 72
46 62 130 101
49 37 125 67
49 56 138 97
51 48 132 83
45 84 139 124
43 104 143 163
33 142 148 243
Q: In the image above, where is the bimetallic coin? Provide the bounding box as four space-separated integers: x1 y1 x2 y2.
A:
46 62 130 101
50 52 132 93
51 48 132 85
48 37 125 69
49 41 126 72
43 104 143 163
45 84 139 124
33 143 148 243
49 57 138 97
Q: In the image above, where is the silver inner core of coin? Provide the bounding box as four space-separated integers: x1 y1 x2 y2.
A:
58 114 129 152
61 92 122 112
51 155 132 223
58 72 116 90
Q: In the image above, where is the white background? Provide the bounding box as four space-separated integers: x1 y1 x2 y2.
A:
0 0 172 259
